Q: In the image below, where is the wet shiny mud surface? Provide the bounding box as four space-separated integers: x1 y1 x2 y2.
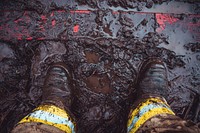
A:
0 0 200 133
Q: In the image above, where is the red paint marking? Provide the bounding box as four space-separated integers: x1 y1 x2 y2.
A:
39 25 45 31
14 18 22 23
73 25 79 32
1 10 200 16
26 37 33 40
37 37 45 40
16 34 23 40
50 10 91 13
51 12 54 17
112 11 119 14
1 10 200 41
52 19 56 26
70 10 90 14
156 14 179 32
41 15 47 20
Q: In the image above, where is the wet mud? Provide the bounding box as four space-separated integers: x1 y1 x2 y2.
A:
0 0 200 133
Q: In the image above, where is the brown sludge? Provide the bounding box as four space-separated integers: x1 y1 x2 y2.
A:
0 0 200 133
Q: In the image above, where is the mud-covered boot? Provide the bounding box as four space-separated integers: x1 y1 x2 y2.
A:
136 58 168 98
42 63 73 111
12 63 76 133
127 59 175 133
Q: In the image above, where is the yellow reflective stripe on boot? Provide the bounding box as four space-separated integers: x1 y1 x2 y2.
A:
18 105 75 133
128 97 170 128
127 97 175 133
34 105 71 119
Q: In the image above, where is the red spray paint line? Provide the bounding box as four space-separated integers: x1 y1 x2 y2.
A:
70 10 90 14
52 19 56 26
41 15 47 20
14 18 23 23
37 37 45 40
1 10 199 41
51 12 54 17
46 10 90 14
73 25 79 33
26 37 33 40
156 13 179 32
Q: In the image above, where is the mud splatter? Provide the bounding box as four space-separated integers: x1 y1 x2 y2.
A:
0 1 200 133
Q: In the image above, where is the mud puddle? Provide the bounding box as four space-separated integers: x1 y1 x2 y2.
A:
0 1 200 133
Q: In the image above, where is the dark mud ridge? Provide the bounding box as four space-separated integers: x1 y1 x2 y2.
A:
0 1 200 133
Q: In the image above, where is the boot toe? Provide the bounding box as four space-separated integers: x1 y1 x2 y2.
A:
42 64 72 109
137 59 168 98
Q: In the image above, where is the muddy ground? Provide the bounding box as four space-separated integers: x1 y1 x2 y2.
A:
0 0 200 133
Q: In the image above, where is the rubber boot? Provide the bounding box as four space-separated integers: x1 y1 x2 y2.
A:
42 63 73 111
127 59 175 133
127 59 200 133
136 58 168 99
12 63 76 133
